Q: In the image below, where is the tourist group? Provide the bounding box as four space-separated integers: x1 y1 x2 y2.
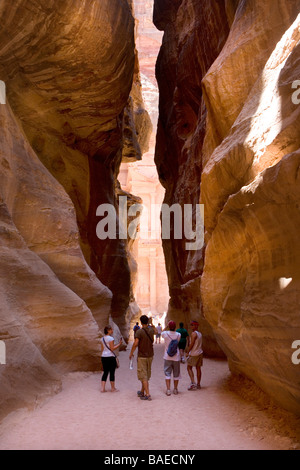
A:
100 315 203 401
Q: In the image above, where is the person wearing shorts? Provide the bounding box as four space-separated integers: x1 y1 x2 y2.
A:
186 320 203 391
129 315 157 401
161 321 181 396
155 323 162 344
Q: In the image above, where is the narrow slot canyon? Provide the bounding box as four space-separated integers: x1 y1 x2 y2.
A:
0 0 300 451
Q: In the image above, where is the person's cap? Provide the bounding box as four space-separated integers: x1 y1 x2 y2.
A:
190 320 199 326
168 321 176 330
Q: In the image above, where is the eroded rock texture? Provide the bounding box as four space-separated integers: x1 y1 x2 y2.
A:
154 0 230 357
0 101 109 419
0 0 146 418
154 0 300 413
0 0 149 340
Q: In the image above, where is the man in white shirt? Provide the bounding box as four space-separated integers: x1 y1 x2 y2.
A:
161 321 181 396
186 320 203 391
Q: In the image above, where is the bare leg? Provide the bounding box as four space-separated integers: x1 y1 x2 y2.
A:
187 366 195 384
110 381 118 392
174 380 179 391
166 379 171 391
196 367 202 387
101 381 106 393
142 379 150 396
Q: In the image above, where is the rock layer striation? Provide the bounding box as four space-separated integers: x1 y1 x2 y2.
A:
0 0 148 418
0 0 150 339
154 0 300 413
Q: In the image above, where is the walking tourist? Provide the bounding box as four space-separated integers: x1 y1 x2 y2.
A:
155 323 162 343
129 315 157 401
133 322 140 337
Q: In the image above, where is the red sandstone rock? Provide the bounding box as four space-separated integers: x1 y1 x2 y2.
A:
201 8 300 414
154 0 300 413
0 102 106 418
0 0 151 340
154 0 230 357
0 0 149 418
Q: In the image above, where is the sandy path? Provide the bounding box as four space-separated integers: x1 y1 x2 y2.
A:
0 343 299 450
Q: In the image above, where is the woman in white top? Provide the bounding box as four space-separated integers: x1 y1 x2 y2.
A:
161 321 181 396
100 325 123 393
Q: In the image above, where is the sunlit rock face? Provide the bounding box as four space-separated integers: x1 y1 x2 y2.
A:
0 102 110 419
0 0 149 338
134 0 163 124
201 6 300 414
0 0 147 417
155 0 300 413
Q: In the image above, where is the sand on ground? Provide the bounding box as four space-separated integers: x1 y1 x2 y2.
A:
0 343 299 450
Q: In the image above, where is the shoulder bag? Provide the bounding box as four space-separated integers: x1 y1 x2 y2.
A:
103 337 120 368
143 327 154 344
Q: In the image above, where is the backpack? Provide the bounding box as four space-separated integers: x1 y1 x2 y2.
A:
167 334 179 357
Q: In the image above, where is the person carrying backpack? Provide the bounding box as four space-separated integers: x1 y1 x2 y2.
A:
161 321 181 396
133 322 140 337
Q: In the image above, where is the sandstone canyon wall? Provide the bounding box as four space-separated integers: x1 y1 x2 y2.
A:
154 0 230 357
154 0 300 414
0 0 149 419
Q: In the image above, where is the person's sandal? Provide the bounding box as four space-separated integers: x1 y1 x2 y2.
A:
137 391 144 397
166 390 171 396
140 395 152 401
173 389 178 395
188 384 197 391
